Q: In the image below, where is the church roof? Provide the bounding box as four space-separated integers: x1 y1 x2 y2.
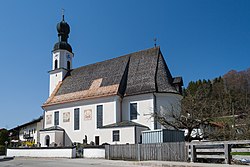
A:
40 125 64 132
100 121 149 129
43 47 182 107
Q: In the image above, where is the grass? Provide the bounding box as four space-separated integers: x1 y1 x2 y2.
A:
231 152 250 156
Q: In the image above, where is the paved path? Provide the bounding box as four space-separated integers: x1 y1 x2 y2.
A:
0 158 248 167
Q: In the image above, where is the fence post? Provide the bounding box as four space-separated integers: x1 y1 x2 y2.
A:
105 145 110 160
137 144 141 161
224 144 231 164
190 144 196 162
185 142 189 162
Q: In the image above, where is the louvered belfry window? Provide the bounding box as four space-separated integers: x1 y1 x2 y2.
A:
74 108 80 130
54 59 58 69
97 105 103 128
130 103 138 120
67 61 71 70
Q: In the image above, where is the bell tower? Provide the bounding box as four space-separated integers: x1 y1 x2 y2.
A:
49 13 74 96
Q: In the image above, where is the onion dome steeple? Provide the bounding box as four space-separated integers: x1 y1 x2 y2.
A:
53 13 72 53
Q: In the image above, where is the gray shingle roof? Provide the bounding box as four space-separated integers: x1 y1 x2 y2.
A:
173 77 183 85
56 53 129 95
43 47 182 106
40 125 64 132
99 121 149 129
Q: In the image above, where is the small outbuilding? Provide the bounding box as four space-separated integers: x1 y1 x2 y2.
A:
142 129 185 144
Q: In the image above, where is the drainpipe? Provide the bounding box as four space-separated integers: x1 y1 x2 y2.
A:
153 93 157 130
120 97 123 122
63 131 65 146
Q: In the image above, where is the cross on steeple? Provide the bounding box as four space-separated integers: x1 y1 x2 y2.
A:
154 38 157 47
62 8 65 21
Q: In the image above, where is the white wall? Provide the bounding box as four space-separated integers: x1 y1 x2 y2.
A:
50 50 73 96
43 96 119 145
83 148 105 158
36 120 44 144
42 92 182 145
49 72 63 96
100 127 135 144
7 148 76 158
40 131 64 147
135 126 149 143
40 131 55 147
155 93 182 129
122 93 154 130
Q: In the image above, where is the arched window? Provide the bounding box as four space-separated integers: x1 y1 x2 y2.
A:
67 61 71 70
45 135 50 147
54 59 58 69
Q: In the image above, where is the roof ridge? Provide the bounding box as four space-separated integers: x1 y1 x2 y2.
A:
154 48 160 92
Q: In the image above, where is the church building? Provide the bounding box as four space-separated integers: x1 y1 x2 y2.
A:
39 15 183 147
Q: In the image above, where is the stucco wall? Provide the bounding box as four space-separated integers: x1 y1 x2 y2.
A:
50 72 63 96
7 147 76 158
50 50 73 96
40 131 64 147
135 126 149 143
83 148 105 158
42 92 182 145
36 120 44 144
100 127 135 144
122 93 154 130
155 93 182 129
43 96 118 145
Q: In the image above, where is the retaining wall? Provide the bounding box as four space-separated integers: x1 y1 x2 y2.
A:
83 147 105 158
7 147 76 158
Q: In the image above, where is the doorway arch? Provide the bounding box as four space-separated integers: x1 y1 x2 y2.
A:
45 135 50 147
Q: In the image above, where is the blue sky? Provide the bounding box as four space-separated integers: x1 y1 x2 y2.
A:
0 0 249 129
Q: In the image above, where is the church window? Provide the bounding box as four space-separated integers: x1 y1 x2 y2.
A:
54 59 58 69
130 103 138 120
96 105 103 128
54 111 59 125
67 61 71 70
74 108 80 130
113 130 120 142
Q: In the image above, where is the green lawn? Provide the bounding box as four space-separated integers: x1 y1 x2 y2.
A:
231 152 250 156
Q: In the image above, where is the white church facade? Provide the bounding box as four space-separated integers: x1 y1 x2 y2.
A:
39 15 183 147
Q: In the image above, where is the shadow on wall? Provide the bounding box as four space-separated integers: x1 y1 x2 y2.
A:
64 133 72 147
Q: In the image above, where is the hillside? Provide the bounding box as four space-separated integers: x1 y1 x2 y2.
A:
182 68 250 140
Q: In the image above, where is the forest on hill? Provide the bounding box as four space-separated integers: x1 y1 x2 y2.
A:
155 68 250 141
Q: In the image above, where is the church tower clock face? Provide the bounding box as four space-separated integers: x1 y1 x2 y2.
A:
67 54 71 60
